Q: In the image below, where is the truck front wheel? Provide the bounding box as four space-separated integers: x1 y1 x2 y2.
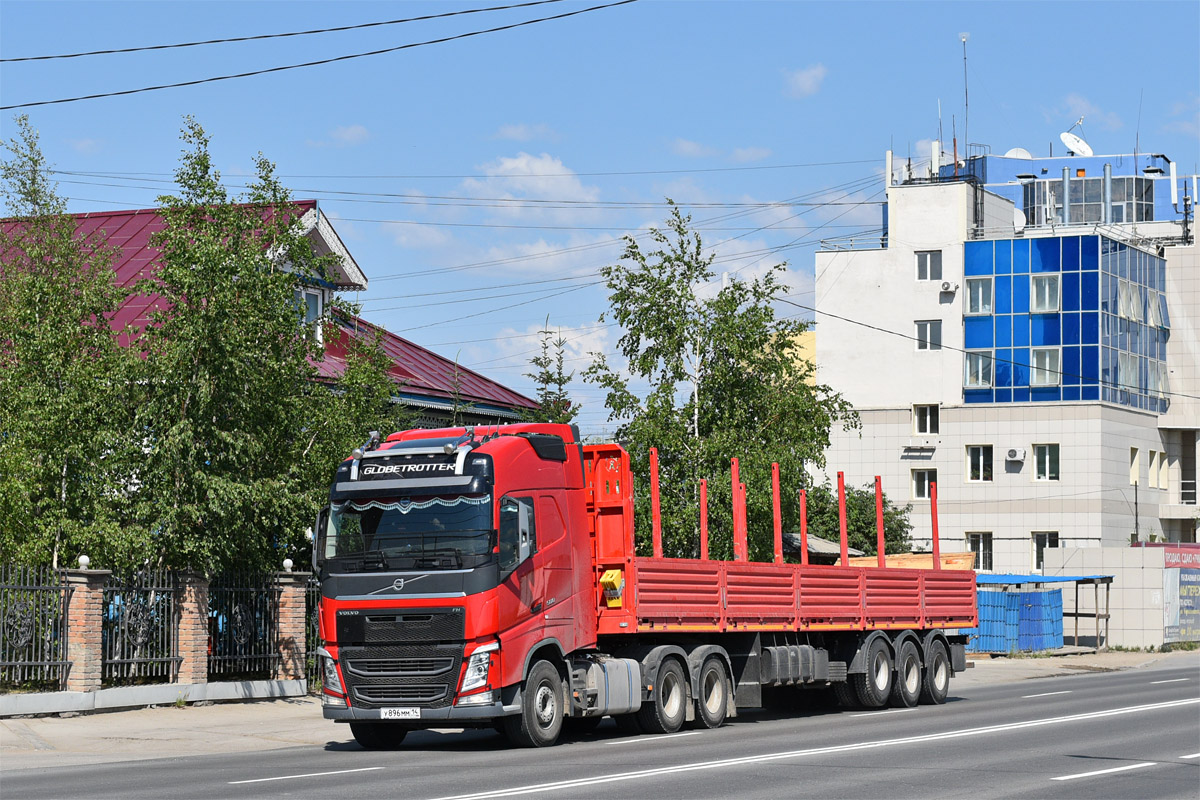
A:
504 660 564 747
637 658 687 734
349 722 408 750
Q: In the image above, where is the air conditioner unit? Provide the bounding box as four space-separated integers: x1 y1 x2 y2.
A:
1005 447 1026 462
940 281 959 293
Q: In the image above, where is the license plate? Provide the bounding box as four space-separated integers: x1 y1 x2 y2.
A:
380 707 420 720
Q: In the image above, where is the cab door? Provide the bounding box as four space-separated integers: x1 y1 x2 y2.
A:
496 495 544 685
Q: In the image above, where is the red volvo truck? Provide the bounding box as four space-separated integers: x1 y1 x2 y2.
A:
313 422 976 748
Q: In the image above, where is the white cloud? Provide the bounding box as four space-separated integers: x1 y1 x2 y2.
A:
731 146 771 163
390 221 453 250
1056 94 1123 131
306 124 370 148
784 64 827 99
67 138 101 155
1164 95 1199 139
494 123 557 142
462 152 601 224
671 138 719 158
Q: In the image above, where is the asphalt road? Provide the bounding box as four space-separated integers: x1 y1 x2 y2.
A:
7 665 1198 800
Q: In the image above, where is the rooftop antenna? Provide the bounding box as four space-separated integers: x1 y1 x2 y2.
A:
960 32 970 150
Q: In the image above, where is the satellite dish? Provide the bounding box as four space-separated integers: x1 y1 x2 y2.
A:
1004 147 1033 159
1014 208 1027 233
1059 131 1093 157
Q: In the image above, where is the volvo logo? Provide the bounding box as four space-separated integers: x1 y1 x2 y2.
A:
392 578 405 591
369 574 429 595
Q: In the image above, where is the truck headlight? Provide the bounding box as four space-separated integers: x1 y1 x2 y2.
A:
460 642 499 694
318 648 343 694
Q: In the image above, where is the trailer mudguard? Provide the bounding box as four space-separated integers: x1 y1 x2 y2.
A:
684 644 736 720
614 643 690 702
844 630 894 675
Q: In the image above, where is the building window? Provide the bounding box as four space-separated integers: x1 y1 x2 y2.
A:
1159 451 1169 490
293 288 322 326
1129 447 1139 485
913 404 939 434
912 469 937 500
1148 451 1159 489
967 532 993 571
1031 274 1060 312
916 250 943 281
1034 444 1060 481
1117 352 1138 391
1031 348 1061 386
965 277 993 315
1032 531 1059 571
916 320 942 351
964 351 994 387
967 445 993 482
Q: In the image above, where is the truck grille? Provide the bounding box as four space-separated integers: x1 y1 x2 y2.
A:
339 642 462 710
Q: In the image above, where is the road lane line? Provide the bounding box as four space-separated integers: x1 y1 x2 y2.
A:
603 731 701 745
426 698 1199 800
1150 678 1189 684
1180 753 1200 759
1022 690 1072 699
849 708 917 717
229 767 384 784
1051 762 1157 781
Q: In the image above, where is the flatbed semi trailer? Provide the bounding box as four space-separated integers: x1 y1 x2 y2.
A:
313 423 976 748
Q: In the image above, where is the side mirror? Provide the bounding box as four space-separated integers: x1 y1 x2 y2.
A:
312 507 330 571
517 502 533 564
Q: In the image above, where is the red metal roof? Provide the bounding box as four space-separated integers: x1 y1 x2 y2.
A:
322 314 536 410
2 204 536 412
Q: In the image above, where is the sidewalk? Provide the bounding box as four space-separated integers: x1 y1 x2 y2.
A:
2 650 1196 771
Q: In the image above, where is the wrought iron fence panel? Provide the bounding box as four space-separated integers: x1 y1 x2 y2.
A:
0 564 70 691
306 577 322 692
102 568 179 686
208 572 279 679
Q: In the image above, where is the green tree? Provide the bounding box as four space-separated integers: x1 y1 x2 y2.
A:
801 480 912 556
133 118 398 574
587 203 863 560
525 318 579 425
0 115 145 568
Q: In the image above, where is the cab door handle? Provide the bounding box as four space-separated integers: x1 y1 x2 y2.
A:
531 601 543 613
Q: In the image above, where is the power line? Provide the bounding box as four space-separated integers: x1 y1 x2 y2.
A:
0 1 567 62
0 0 639 110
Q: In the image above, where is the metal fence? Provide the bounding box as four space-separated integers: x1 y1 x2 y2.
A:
208 572 280 680
306 577 321 692
102 568 180 686
0 564 71 691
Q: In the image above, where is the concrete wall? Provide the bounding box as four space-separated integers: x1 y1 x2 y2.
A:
1045 546 1167 649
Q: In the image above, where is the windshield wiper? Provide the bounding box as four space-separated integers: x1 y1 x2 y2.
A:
416 548 462 569
361 550 389 570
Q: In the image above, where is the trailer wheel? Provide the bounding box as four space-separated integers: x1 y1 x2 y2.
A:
852 637 893 708
349 722 408 750
919 641 951 705
889 641 922 708
504 660 563 747
694 657 729 729
637 658 687 734
832 681 859 709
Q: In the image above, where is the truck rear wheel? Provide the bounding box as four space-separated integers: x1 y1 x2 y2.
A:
637 658 687 734
694 657 728 729
919 641 951 705
852 637 893 708
504 660 563 747
349 722 408 750
889 641 922 708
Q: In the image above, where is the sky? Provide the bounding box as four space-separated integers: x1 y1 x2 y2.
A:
2 0 1198 438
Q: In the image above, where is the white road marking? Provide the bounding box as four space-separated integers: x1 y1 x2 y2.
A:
1022 690 1072 699
1051 762 1157 781
426 698 1199 800
229 767 384 785
849 708 917 717
603 731 701 745
1150 678 1190 684
1180 753 1200 759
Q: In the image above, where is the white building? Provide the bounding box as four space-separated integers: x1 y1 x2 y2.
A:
813 144 1198 574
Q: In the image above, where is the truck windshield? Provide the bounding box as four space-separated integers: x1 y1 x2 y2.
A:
326 494 494 570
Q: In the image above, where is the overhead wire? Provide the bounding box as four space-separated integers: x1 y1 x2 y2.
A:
0 0 568 62
0 0 640 110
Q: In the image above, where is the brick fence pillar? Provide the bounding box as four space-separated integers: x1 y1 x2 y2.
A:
175 571 209 685
64 569 110 693
274 571 311 682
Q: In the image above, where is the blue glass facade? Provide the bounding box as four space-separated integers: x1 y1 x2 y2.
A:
961 234 1169 413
